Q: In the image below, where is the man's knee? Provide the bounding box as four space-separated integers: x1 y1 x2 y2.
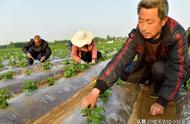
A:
120 61 137 81
120 71 130 81
152 61 165 77
37 53 45 60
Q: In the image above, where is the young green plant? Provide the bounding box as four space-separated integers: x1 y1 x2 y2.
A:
25 70 32 75
23 80 38 93
81 106 105 124
99 89 112 103
41 61 53 70
63 61 89 78
47 77 55 86
81 89 112 124
1 71 14 80
116 79 124 85
0 62 3 69
0 89 10 109
187 79 190 91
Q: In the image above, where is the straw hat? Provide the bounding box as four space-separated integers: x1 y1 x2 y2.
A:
71 30 93 48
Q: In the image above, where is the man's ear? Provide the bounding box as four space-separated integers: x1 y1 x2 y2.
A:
161 17 168 27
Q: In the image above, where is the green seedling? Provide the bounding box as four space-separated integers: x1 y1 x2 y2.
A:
0 62 3 68
25 70 32 75
1 71 14 80
0 89 10 109
116 79 124 85
80 89 112 123
187 79 190 91
99 89 112 103
47 77 55 86
19 60 28 67
81 106 105 124
23 80 38 93
41 61 53 70
63 61 89 78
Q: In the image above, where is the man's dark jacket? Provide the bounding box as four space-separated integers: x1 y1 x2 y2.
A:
22 39 52 59
94 17 189 107
188 34 190 47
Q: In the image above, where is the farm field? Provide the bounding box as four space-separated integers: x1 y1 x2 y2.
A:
0 40 123 123
0 40 189 124
0 41 123 69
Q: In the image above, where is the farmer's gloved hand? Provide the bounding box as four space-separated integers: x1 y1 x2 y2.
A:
79 60 86 64
82 88 100 109
149 103 164 116
40 56 46 62
27 52 34 60
90 59 96 64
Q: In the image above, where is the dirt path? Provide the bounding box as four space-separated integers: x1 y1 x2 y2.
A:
33 79 96 124
128 86 177 124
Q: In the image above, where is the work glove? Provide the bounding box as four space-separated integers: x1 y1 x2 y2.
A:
90 60 96 64
79 60 87 64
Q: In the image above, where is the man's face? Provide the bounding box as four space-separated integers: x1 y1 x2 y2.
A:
138 7 167 40
34 37 41 45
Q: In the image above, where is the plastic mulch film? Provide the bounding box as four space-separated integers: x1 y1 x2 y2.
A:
176 90 190 124
0 58 65 77
0 61 109 124
63 83 140 124
0 67 64 94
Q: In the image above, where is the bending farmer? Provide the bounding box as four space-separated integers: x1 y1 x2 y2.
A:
22 35 52 65
71 31 101 64
82 0 189 116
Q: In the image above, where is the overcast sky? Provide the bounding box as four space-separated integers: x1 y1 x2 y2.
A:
0 0 189 45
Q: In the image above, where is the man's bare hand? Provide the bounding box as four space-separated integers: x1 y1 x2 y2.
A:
149 103 164 116
82 88 100 109
40 56 46 62
27 52 34 60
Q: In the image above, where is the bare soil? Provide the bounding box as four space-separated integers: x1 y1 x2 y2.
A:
128 86 177 124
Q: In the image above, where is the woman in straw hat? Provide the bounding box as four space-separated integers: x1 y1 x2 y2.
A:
71 30 101 64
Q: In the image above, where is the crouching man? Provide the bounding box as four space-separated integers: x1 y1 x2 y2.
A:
22 35 52 65
82 0 189 116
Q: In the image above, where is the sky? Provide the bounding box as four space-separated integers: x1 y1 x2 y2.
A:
0 0 189 45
